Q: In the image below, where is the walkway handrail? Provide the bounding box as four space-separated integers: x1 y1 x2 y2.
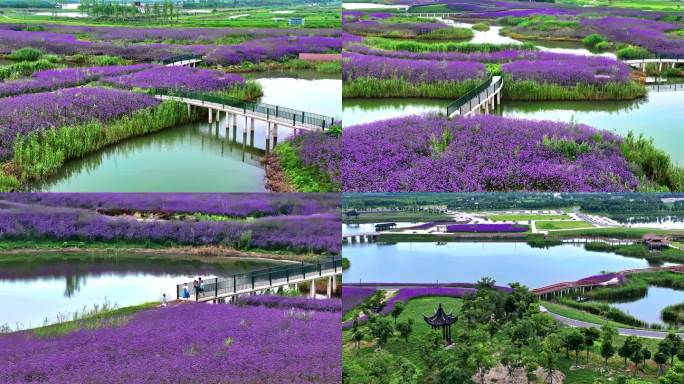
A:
176 257 342 300
446 75 497 116
151 88 337 130
160 54 203 65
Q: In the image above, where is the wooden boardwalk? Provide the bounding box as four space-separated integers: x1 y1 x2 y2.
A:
447 76 503 118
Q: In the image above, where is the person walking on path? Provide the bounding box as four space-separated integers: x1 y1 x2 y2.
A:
193 280 199 301
161 293 168 307
198 277 205 294
182 284 190 300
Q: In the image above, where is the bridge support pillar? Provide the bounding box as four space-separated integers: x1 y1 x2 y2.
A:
232 114 237 131
208 108 213 124
225 113 231 138
265 122 272 154
659 61 663 73
332 274 337 293
243 116 248 145
272 124 278 148
187 104 192 117
326 276 332 298
310 279 316 298
497 91 501 106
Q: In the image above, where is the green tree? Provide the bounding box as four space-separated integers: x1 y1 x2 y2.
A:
664 333 683 367
540 333 563 384
660 362 684 384
389 358 421 384
391 302 405 325
469 342 495 384
395 318 414 344
582 327 601 364
565 328 585 368
656 351 669 376
602 338 616 371
351 328 365 351
368 317 394 349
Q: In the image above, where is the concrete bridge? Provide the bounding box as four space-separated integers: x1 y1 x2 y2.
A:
343 232 378 244
162 54 203 67
533 264 684 300
624 58 683 72
405 12 464 18
152 89 337 152
551 236 635 245
176 257 342 303
647 82 684 92
447 76 503 118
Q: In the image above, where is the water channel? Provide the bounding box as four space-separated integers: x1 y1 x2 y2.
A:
32 71 341 192
0 253 286 329
343 19 684 164
611 286 684 326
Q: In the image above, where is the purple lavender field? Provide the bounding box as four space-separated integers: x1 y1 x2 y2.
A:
0 193 341 254
0 301 341 384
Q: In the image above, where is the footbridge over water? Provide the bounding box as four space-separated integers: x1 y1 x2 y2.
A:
647 82 684 92
343 232 379 244
161 54 203 67
533 264 684 300
152 88 337 152
623 58 683 72
447 76 503 118
176 257 342 303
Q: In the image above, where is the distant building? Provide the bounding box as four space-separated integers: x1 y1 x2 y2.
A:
643 234 671 250
375 223 397 231
288 17 305 26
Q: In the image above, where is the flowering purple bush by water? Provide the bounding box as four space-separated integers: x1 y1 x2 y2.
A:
0 87 159 160
206 36 341 66
0 64 154 98
341 115 639 192
343 53 486 83
502 57 631 86
342 286 376 313
0 200 341 254
446 223 528 233
294 131 342 187
103 66 245 91
581 17 684 58
2 193 340 217
237 295 342 312
0 303 341 384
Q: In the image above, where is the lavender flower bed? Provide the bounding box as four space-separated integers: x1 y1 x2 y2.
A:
342 286 376 313
446 223 528 233
103 66 245 91
206 36 341 66
0 64 154 98
0 197 341 254
0 303 341 384
0 87 159 160
0 29 206 62
344 43 575 63
296 131 342 187
581 17 684 58
0 24 340 43
380 287 476 315
2 193 340 217
237 295 342 312
341 115 639 192
577 273 626 284
502 57 631 86
343 21 448 37
343 53 486 83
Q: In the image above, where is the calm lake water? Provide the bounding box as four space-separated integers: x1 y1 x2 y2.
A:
34 72 340 192
343 222 424 235
342 241 668 287
0 254 284 329
611 286 684 326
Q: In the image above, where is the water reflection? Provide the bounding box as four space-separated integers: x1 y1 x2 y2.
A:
0 254 286 328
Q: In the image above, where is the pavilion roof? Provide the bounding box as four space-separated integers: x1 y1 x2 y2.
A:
423 303 457 327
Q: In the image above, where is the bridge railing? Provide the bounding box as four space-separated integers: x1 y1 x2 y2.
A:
151 88 336 130
160 54 203 65
447 75 501 117
176 257 342 300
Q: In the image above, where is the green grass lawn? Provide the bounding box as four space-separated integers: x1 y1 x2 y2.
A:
487 213 570 221
537 220 593 230
541 301 637 329
551 227 684 238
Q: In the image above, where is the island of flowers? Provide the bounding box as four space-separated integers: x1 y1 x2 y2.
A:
0 299 342 384
446 223 529 233
0 193 341 255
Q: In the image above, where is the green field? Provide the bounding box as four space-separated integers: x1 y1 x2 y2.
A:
557 0 684 11
541 301 638 329
537 220 593 230
486 213 570 221
344 211 452 224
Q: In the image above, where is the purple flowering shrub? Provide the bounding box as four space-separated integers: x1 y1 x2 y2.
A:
343 53 486 83
446 223 528 232
502 57 631 86
296 131 342 187
0 88 160 160
237 295 342 312
581 17 684 58
341 115 640 192
1 193 340 217
103 66 246 91
342 286 376 313
0 64 154 98
206 36 341 66
0 200 341 254
0 303 341 384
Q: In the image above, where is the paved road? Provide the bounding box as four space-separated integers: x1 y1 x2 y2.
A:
545 308 684 339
